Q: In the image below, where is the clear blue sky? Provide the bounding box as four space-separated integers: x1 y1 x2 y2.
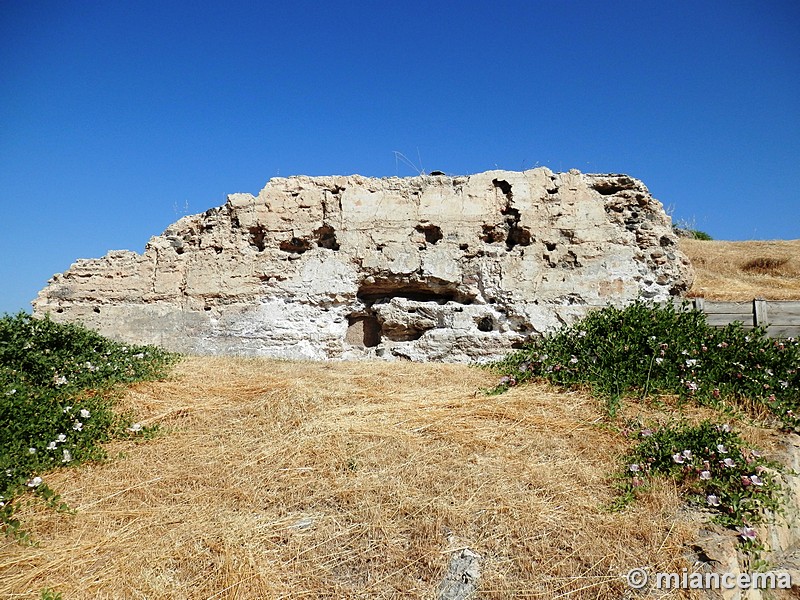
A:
2 1 798 315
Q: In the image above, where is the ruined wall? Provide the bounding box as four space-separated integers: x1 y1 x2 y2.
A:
33 168 693 362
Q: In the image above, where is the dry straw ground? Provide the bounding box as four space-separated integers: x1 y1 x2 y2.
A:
2 358 713 599
3 239 798 599
680 239 800 300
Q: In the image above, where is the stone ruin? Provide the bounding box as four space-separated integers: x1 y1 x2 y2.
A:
33 168 693 362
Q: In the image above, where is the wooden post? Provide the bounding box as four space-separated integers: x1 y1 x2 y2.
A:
754 298 769 329
693 297 705 312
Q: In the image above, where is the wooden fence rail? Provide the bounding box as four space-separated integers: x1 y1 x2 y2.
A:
672 298 800 339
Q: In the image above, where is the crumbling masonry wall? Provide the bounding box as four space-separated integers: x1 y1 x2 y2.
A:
33 168 694 362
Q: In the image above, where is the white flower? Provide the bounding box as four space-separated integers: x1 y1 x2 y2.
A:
62 449 72 463
672 453 685 464
629 464 640 472
53 375 68 386
73 421 83 431
5 388 16 396
63 406 73 414
655 357 664 365
28 447 36 455
80 408 91 419
27 476 43 488
716 444 728 454
133 352 144 359
723 458 736 468
699 470 711 480
749 475 764 486
685 359 697 367
56 434 67 443
569 356 578 364
128 423 143 433
707 494 721 507
47 441 57 450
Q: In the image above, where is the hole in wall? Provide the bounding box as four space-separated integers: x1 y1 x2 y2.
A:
415 224 443 245
93 307 100 314
476 316 494 332
314 224 340 250
249 226 267 251
279 237 311 254
481 224 505 244
357 277 473 305
492 178 513 201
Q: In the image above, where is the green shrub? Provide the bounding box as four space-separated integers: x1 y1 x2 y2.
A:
490 301 798 551
0 313 179 539
491 301 799 428
615 420 783 547
689 229 713 240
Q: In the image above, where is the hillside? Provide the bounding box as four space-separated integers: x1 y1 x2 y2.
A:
680 238 800 300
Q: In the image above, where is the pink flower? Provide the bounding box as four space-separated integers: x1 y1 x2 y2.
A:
740 526 757 541
707 494 721 507
749 475 764 486
699 470 711 480
629 464 640 473
672 453 685 464
722 458 736 468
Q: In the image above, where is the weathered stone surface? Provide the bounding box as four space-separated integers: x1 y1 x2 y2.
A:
33 168 693 361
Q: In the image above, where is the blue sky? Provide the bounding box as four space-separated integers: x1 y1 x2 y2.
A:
2 1 798 315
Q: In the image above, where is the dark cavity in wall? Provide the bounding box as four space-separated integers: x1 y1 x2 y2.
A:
476 315 494 332
314 224 340 250
415 223 443 245
591 176 637 196
279 236 312 254
488 179 531 250
357 277 474 305
249 226 267 251
492 178 513 202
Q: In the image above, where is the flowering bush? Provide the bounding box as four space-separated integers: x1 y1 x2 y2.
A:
0 313 178 539
616 420 784 549
491 300 800 428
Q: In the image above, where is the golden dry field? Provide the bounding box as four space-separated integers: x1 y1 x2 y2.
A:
2 239 798 599
681 239 800 300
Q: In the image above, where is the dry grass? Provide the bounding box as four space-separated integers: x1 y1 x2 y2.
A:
4 238 799 598
680 238 800 300
0 357 718 599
